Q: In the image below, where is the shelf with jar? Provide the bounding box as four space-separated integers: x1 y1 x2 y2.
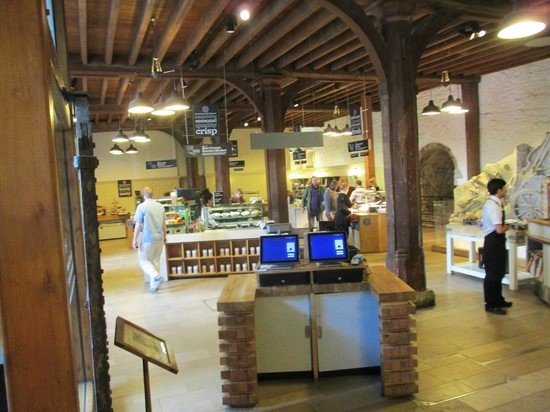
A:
166 237 261 279
206 203 266 229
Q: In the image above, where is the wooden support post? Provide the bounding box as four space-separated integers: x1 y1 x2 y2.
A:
143 360 152 412
361 93 375 181
462 82 481 178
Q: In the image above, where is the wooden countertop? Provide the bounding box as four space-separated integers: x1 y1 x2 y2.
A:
368 265 415 302
97 214 128 223
217 274 257 313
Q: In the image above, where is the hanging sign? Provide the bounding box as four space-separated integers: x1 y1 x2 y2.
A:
145 159 177 169
193 104 219 137
292 150 306 160
117 179 132 197
185 144 229 157
350 105 362 136
347 139 369 152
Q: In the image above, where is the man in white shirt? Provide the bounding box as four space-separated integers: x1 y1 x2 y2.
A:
481 178 510 315
349 179 369 205
132 187 166 293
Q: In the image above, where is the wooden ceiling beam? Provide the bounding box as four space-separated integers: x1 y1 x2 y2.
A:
215 0 296 68
104 0 121 65
257 10 336 69
330 49 368 71
312 41 363 70
78 0 87 64
293 31 356 69
193 80 224 104
237 1 320 69
462 48 550 76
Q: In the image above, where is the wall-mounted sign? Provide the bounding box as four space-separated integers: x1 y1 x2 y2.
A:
348 139 369 152
350 153 359 158
350 105 362 136
292 150 306 160
145 159 177 169
185 144 229 157
229 160 245 168
117 179 132 197
228 140 238 157
359 151 369 157
193 104 219 137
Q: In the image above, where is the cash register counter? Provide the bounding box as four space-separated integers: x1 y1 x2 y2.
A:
348 212 387 253
217 263 417 407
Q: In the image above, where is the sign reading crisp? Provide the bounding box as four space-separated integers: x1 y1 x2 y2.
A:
350 105 362 136
193 104 219 137
185 144 229 157
347 139 369 152
145 159 177 169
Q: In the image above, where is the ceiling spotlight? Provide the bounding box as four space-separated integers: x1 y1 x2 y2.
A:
293 100 299 108
239 8 250 21
226 15 237 33
257 115 261 121
244 121 249 127
459 21 486 40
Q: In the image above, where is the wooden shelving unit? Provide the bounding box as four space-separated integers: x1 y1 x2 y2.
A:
166 237 261 278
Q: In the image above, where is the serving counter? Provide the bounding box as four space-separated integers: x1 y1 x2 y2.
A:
217 264 417 407
347 212 387 253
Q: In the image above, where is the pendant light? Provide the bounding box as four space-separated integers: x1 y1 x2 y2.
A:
125 144 138 154
498 5 547 39
128 92 154 114
112 123 130 142
449 98 469 114
441 95 461 113
164 75 190 112
151 96 175 116
130 126 151 143
340 124 352 135
109 144 124 155
422 100 441 115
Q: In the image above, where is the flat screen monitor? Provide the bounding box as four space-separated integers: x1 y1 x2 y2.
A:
259 234 299 269
307 231 348 266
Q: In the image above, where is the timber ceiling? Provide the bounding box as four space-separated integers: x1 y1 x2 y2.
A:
62 0 550 133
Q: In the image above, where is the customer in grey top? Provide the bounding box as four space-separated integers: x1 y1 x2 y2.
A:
323 180 339 221
302 176 324 231
132 187 166 293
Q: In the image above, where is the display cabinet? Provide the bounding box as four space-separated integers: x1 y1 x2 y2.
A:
207 203 265 228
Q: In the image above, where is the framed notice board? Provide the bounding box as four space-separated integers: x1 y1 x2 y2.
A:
118 179 132 197
114 316 178 374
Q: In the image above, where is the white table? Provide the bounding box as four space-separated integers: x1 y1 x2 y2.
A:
446 224 530 290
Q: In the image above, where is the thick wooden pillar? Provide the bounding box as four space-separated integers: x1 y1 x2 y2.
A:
261 77 289 223
462 82 481 178
215 134 231 203
0 1 80 410
379 18 426 291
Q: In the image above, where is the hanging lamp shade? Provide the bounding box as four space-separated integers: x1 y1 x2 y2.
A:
497 8 546 39
151 100 175 116
109 144 124 155
128 92 154 114
164 90 190 111
449 98 469 114
323 124 338 136
340 124 352 135
441 95 461 113
125 144 138 154
112 126 130 142
421 100 441 115
130 128 151 143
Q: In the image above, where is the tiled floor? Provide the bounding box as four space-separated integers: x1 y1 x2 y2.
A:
101 233 550 411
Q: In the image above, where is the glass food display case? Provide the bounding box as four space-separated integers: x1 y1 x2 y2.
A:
206 203 265 229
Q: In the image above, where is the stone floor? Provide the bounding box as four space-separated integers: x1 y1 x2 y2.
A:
101 232 550 411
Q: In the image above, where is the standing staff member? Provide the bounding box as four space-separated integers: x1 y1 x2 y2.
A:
132 187 166 293
481 178 511 315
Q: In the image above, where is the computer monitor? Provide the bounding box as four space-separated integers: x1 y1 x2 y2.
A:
307 231 349 266
259 234 299 269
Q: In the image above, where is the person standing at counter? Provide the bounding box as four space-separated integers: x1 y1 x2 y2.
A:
230 188 245 204
334 191 352 232
323 179 339 221
349 179 369 206
481 178 511 315
302 176 324 231
132 187 166 293
340 179 355 197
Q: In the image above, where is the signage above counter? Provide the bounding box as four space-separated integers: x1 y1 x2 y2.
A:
185 144 229 157
193 104 219 138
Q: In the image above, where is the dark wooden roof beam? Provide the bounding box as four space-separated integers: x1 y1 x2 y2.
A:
330 49 368 71
237 1 320 68
312 41 364 70
293 30 356 70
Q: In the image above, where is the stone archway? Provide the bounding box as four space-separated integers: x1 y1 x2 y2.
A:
420 143 456 228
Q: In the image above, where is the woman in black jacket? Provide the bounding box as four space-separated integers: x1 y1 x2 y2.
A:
334 192 352 232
